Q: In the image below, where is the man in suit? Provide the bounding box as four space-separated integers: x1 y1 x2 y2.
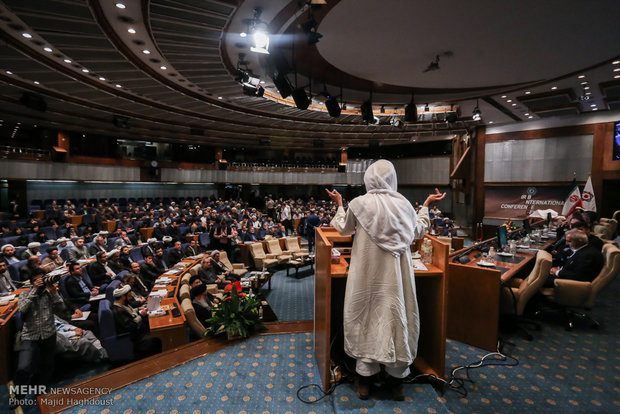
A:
65 262 99 309
41 247 64 272
129 261 151 294
140 255 161 287
184 239 201 257
88 251 116 287
548 229 604 286
88 235 107 257
167 240 185 266
141 238 158 258
0 259 17 294
197 257 227 288
69 238 89 262
1 244 20 264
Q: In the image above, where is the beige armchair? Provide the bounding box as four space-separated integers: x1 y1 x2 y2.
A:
540 243 620 330
180 298 206 338
500 250 552 340
284 237 310 260
266 239 293 263
593 218 617 241
249 242 278 270
178 283 191 301
218 251 248 278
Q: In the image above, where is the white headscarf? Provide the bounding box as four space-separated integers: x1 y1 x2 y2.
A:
349 160 417 256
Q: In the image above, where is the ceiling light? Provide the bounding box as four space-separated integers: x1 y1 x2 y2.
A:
551 86 557 90
115 84 122 88
22 33 32 39
250 29 270 54
472 101 482 121
584 86 590 90
525 91 531 95
506 99 512 103
615 75 620 79
592 108 598 111
614 68 620 72
142 50 150 54
613 60 620 65
63 58 71 63
586 92 592 95
528 115 534 119
488 121 494 124
240 32 247 38
128 28 136 34
590 104 597 107
115 3 126 9
580 81 588 85
218 96 223 100
99 76 106 81
501 95 507 98
578 75 585 79
81 68 89 73
511 103 517 106
160 65 167 70
6 70 13 75
525 113 530 116
34 81 40 84
43 47 52 52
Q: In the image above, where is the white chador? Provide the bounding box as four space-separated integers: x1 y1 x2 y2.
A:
330 160 430 378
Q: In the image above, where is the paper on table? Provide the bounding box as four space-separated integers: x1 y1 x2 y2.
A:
149 289 167 297
413 259 428 271
89 294 105 301
72 310 91 321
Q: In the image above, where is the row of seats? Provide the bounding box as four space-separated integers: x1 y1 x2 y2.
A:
248 238 309 270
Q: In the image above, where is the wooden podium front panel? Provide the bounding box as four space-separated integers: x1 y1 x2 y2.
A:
314 228 333 391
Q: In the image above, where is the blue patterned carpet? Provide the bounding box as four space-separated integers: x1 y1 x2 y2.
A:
3 239 619 413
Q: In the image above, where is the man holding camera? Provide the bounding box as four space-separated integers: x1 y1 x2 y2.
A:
12 268 67 408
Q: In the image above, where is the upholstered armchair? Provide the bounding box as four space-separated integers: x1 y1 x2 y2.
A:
500 250 552 340
266 239 293 263
219 251 248 277
540 243 619 330
248 242 278 270
180 298 207 339
284 237 310 260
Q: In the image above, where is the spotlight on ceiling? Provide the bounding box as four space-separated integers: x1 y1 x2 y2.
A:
370 116 380 125
360 100 374 124
424 103 430 112
272 73 293 99
472 100 482 121
292 87 311 110
249 8 270 54
325 96 341 118
404 95 417 122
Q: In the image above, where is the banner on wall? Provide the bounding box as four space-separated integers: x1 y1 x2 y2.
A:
485 186 568 219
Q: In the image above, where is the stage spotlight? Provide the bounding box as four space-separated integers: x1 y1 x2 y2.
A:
272 73 293 99
424 103 429 112
369 116 380 125
445 111 458 123
472 100 482 121
251 29 269 54
325 96 341 118
292 87 310 110
360 100 374 123
404 102 417 122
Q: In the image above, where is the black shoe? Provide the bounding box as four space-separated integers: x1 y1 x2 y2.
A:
386 376 405 401
354 375 372 400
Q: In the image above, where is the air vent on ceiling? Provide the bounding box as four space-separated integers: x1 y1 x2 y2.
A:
534 107 580 118
517 89 576 111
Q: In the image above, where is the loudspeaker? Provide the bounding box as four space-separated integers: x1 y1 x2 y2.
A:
292 88 310 110
360 101 374 123
324 97 341 118
113 115 130 129
20 92 47 112
404 102 417 122
272 73 293 99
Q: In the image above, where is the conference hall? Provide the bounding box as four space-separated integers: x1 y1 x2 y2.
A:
0 1 619 413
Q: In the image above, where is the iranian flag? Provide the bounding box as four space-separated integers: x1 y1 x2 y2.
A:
581 176 596 212
561 178 583 216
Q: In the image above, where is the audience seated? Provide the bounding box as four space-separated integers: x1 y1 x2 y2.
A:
65 262 99 310
547 229 604 286
41 247 64 272
69 238 89 262
54 316 108 362
88 251 116 287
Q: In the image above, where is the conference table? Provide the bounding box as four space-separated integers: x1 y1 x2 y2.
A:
446 236 554 351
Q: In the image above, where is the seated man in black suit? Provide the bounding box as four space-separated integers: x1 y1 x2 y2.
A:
184 239 201 257
141 238 158 259
128 261 151 295
197 257 227 289
547 229 604 286
140 255 162 287
190 283 216 326
65 262 99 310
167 241 185 267
88 251 116 287
88 235 107 257
111 284 161 359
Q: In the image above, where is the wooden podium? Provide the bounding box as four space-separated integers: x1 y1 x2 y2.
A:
314 227 448 391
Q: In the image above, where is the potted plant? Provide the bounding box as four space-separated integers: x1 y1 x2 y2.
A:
204 281 265 340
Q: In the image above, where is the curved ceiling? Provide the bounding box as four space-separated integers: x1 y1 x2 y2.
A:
0 0 618 152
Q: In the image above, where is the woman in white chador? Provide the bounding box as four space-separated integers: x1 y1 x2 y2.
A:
326 159 445 400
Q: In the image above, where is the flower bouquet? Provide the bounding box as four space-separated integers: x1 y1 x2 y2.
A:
204 281 265 339
502 218 517 232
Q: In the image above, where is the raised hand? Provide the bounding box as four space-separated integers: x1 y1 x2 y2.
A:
325 188 343 207
423 188 447 207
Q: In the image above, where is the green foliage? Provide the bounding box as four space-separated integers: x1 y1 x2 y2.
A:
204 288 265 338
